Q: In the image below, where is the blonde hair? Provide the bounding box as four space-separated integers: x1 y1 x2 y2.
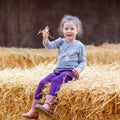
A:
58 15 83 37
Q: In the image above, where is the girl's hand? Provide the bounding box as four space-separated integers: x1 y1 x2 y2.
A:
42 30 49 42
72 68 80 77
42 26 49 42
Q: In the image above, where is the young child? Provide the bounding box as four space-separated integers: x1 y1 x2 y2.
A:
21 15 86 119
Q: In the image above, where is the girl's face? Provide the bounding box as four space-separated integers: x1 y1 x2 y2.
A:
62 21 79 42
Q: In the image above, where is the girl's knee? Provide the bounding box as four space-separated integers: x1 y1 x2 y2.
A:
39 80 46 86
51 72 72 84
60 72 72 83
51 77 59 84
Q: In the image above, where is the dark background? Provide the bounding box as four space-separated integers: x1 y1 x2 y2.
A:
0 0 120 48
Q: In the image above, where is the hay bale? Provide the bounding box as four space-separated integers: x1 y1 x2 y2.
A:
0 44 120 120
0 63 120 120
0 47 57 70
0 44 120 70
86 44 120 65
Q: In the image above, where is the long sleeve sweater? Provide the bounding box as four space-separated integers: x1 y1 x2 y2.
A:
43 37 86 72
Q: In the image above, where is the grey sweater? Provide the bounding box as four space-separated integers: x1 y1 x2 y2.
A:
43 37 86 72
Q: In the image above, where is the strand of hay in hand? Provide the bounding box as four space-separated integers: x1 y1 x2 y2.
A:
37 26 54 39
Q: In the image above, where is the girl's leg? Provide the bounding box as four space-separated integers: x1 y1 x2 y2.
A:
35 71 73 116
34 72 57 100
49 72 72 96
21 72 57 119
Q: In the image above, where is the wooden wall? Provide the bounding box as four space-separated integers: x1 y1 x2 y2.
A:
0 0 120 48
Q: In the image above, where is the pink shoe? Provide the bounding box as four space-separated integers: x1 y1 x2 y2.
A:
21 109 38 119
21 99 39 119
35 103 53 116
35 95 55 116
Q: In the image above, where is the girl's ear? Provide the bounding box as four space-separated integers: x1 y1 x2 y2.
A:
77 28 80 34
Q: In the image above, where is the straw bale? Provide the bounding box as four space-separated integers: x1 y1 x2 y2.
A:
0 47 57 70
86 44 120 65
0 44 120 70
0 44 120 120
0 63 120 120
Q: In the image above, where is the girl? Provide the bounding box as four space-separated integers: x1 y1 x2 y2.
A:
21 15 86 119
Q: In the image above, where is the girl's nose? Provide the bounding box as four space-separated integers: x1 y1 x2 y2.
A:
67 29 71 32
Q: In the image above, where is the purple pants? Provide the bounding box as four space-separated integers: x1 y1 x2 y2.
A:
34 69 78 100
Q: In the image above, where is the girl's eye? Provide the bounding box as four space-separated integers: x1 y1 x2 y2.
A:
65 28 68 30
71 28 74 30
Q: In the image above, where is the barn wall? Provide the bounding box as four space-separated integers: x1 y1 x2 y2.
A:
0 0 119 48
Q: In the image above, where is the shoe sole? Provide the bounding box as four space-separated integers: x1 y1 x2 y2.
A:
20 115 39 120
35 105 53 117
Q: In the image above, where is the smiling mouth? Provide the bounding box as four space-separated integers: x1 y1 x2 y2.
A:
67 35 72 37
